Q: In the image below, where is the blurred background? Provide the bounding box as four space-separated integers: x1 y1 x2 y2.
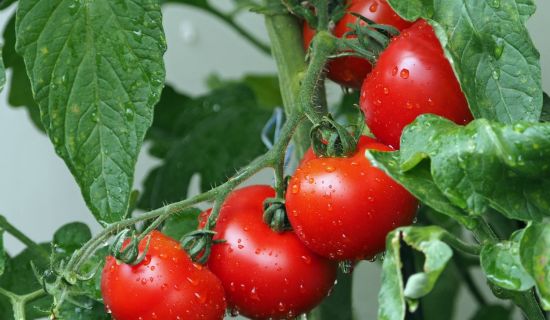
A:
0 1 549 319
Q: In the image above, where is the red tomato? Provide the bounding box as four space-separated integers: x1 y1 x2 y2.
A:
303 0 413 88
101 230 226 320
285 136 418 260
203 185 337 319
360 19 473 148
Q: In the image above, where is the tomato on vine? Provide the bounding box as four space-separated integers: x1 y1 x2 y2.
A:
101 230 226 320
360 19 473 148
285 136 418 260
303 0 413 88
201 185 337 319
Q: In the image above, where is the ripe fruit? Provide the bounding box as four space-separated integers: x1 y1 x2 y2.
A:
303 0 413 88
285 136 418 260
360 19 473 148
203 185 337 319
101 230 226 320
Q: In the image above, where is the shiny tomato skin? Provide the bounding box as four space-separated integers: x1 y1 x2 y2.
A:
285 136 418 260
204 185 337 320
360 19 473 148
303 0 413 88
101 230 226 320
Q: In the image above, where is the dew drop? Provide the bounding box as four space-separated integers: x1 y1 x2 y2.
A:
291 184 300 194
301 255 312 264
369 2 378 12
392 66 398 76
400 68 410 79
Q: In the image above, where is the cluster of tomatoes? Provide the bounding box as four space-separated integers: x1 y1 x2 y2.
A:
100 1 473 319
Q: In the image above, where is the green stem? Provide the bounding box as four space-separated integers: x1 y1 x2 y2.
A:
0 288 46 320
299 31 337 125
441 231 481 256
513 290 546 320
209 7 271 55
264 7 311 158
0 215 49 260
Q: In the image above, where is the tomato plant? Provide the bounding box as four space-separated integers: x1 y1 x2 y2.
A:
359 19 473 148
303 0 412 88
0 0 549 320
101 230 226 320
285 136 418 260
201 186 338 319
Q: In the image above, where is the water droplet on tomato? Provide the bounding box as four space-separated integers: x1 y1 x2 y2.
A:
383 87 389 95
193 263 203 270
392 66 398 76
325 165 335 172
301 255 312 264
194 292 207 303
187 277 199 286
250 287 260 301
278 302 286 312
369 2 378 12
291 184 300 194
400 68 410 79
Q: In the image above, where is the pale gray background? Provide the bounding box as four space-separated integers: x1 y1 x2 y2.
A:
0 1 549 319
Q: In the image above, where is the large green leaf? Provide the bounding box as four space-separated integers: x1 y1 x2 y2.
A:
15 0 167 223
481 240 535 291
366 152 474 228
369 115 550 222
139 84 271 210
387 0 541 123
519 222 550 310
2 14 43 131
378 226 453 320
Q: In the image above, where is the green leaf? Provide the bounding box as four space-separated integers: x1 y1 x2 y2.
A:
2 14 44 131
139 84 271 210
53 222 92 257
0 244 52 320
519 222 550 310
542 92 550 122
15 0 167 223
366 151 475 228
379 115 550 221
0 47 5 94
481 241 535 291
161 207 202 240
309 271 353 320
470 305 511 320
0 0 15 10
378 226 453 320
388 0 542 123
207 74 283 110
